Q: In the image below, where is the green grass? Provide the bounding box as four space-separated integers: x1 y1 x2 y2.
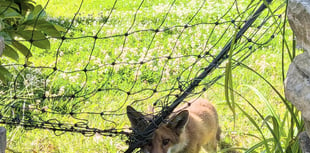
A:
0 0 303 152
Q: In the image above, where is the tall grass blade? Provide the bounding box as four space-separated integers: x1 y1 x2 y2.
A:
243 85 280 122
224 29 238 128
235 103 271 153
236 62 300 128
245 138 273 153
263 115 280 152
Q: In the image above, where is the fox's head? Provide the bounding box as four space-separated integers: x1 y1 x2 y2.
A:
127 106 189 153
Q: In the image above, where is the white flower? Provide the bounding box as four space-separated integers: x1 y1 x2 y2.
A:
36 99 41 104
23 80 29 86
58 86 65 95
45 91 50 97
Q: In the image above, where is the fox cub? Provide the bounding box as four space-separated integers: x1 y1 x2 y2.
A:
127 98 220 153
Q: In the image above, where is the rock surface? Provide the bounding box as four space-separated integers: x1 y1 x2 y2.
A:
287 0 310 54
285 52 310 120
0 127 5 153
299 131 310 153
285 52 310 137
286 0 310 151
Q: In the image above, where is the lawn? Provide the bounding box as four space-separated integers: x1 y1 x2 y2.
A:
1 0 303 152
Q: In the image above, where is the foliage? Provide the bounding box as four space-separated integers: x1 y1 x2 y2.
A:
223 1 303 152
0 0 65 83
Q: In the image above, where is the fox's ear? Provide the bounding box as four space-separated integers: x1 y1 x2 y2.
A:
168 110 189 135
127 106 149 131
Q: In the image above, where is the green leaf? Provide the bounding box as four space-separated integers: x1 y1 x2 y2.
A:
0 65 12 83
23 20 63 37
12 40 32 57
27 5 46 20
20 1 35 12
15 30 50 49
3 44 19 61
53 24 66 32
0 7 22 19
0 31 12 42
0 1 20 11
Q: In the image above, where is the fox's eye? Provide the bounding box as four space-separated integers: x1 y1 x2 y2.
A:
162 139 170 146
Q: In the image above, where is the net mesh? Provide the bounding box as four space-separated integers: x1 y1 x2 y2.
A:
0 0 286 152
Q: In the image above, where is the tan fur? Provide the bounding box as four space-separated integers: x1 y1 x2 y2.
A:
127 98 220 153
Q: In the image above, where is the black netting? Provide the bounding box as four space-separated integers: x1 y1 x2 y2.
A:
0 0 286 152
